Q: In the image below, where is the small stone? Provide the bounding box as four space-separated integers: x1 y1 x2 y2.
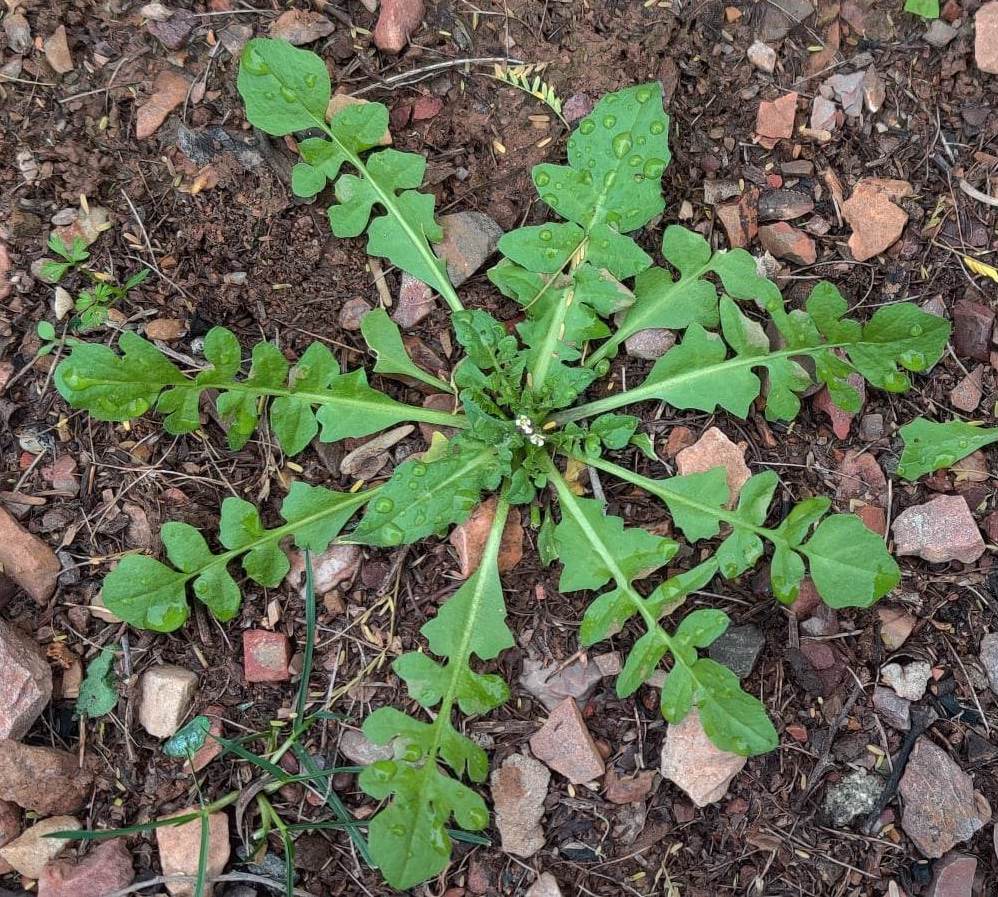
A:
52 205 112 249
899 737 991 857
604 767 656 805
759 222 816 265
562 92 593 124
529 698 605 784
928 852 976 897
892 494 985 565
519 656 602 712
0 505 61 604
138 664 199 737
976 2 998 73
418 393 459 443
715 192 759 249
147 9 197 49
287 544 360 596
393 275 434 328
790 640 846 696
758 189 814 222
434 211 504 286
747 40 777 72
824 70 866 116
136 70 192 140
156 810 230 897
338 298 370 331
624 328 675 360
0 741 93 815
810 94 837 132
755 92 798 145
411 95 443 121
243 631 290 683
676 426 751 505
860 413 884 441
44 26 74 74
660 709 746 807
373 0 424 53
449 496 523 578
708 624 765 678
703 179 742 206
979 633 998 694
0 621 53 740
594 652 621 677
881 660 931 701
3 13 31 54
926 19 959 47
269 10 334 44
0 816 78 879
878 607 916 650
951 300 995 363
490 752 549 857
144 318 187 341
38 839 134 897
835 449 885 503
873 685 911 730
525 873 562 897
862 66 886 112
949 366 984 412
338 729 393 765
823 769 883 827
842 178 912 262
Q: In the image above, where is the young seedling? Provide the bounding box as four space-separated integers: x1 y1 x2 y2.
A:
39 233 90 283
73 267 150 332
54 37 965 890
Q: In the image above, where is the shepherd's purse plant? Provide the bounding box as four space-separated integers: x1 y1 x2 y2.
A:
53 37 981 890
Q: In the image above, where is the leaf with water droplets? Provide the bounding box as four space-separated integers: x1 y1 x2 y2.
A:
896 417 998 481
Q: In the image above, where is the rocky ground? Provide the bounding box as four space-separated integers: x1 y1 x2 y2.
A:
1 0 998 896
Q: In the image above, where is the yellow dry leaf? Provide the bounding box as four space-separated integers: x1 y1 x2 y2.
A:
563 456 588 495
964 255 998 282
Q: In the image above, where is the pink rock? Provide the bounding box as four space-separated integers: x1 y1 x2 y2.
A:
38 839 134 897
715 192 758 249
136 69 192 139
287 544 361 595
660 709 746 806
810 95 837 132
952 299 995 363
268 9 334 44
0 741 93 815
877 606 916 650
0 799 21 874
0 620 53 740
976 2 998 74
899 738 991 857
393 274 435 328
156 810 230 897
835 449 886 504
676 427 751 506
758 222 816 265
449 496 523 578
0 243 10 301
489 752 549 857
243 631 291 683
604 768 656 805
373 0 424 53
562 92 594 124
892 494 985 565
842 178 912 262
755 92 798 145
411 95 443 121
0 504 60 604
949 365 984 412
928 852 976 897
529 698 605 784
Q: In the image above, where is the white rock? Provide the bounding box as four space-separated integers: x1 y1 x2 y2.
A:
525 872 563 897
138 664 198 738
660 710 746 807
748 40 777 73
490 753 549 858
0 815 78 878
0 620 53 740
881 660 932 702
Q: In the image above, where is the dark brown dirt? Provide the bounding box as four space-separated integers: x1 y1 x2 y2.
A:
2 0 998 895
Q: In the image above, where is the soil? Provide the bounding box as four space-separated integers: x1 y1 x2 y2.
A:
1 0 997 895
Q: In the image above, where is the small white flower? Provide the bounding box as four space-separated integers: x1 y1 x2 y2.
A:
529 433 545 446
515 415 534 435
